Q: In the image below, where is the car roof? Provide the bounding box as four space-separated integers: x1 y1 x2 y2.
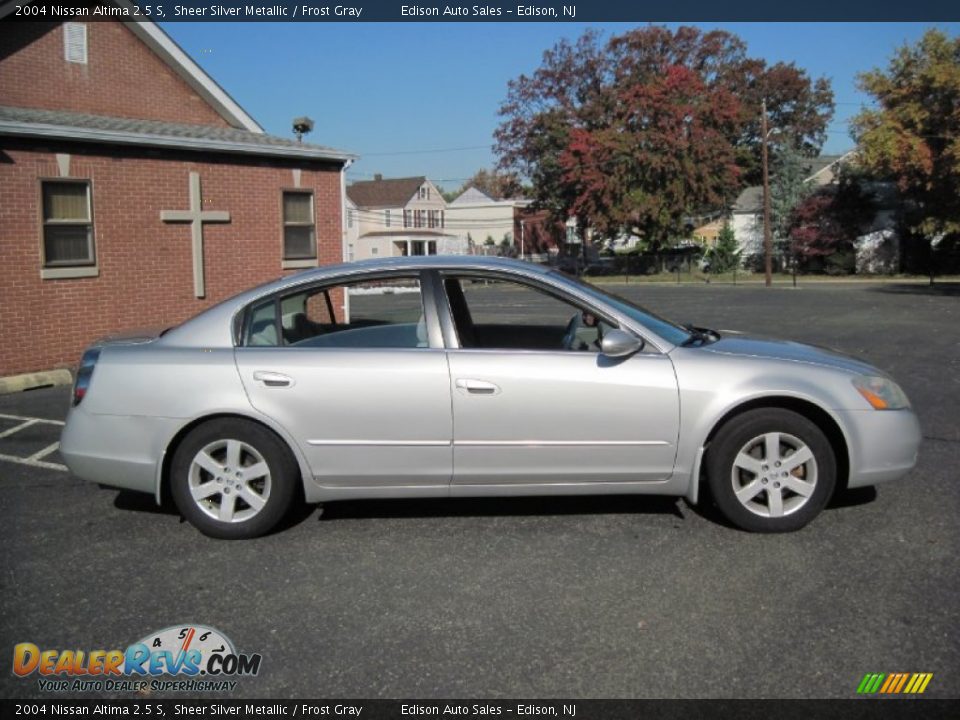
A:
296 254 551 278
160 256 557 349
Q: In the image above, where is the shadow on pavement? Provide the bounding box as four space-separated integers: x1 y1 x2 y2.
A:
111 489 319 535
111 485 874 530
684 484 879 530
828 485 878 509
870 282 960 296
112 489 176 515
318 494 684 522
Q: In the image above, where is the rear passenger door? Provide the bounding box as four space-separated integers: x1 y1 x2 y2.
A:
235 272 453 488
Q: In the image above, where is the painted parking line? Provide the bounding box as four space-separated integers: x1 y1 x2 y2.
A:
0 412 65 427
0 412 68 472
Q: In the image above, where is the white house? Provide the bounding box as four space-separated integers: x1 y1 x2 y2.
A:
345 175 462 261
731 152 855 262
446 187 527 254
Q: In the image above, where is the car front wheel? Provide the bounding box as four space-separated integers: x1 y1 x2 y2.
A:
170 418 298 539
706 408 836 533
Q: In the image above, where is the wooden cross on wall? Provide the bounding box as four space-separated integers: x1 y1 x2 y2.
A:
161 172 230 298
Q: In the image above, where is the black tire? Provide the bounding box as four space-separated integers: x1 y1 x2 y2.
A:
170 418 299 539
706 408 836 533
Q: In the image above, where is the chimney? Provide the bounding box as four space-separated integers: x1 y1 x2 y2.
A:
374 173 383 181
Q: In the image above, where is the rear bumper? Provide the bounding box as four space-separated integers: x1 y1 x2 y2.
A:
60 407 179 495
837 408 922 488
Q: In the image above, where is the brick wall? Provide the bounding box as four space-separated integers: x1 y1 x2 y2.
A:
0 20 232 127
0 144 344 375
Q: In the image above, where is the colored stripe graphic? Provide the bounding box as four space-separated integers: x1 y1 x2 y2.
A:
857 673 886 694
857 673 933 694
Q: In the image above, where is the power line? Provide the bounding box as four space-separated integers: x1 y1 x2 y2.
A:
358 144 494 157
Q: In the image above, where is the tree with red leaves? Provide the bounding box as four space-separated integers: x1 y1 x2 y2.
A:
495 26 834 254
788 176 875 272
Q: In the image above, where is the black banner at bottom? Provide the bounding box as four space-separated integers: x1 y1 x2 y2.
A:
1 699 958 720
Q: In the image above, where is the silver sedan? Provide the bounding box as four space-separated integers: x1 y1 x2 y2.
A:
60 257 921 538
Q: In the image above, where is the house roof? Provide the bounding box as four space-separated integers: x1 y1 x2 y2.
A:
803 153 859 183
803 154 843 180
451 187 496 205
732 152 857 213
0 0 262 132
0 106 355 163
733 186 764 214
347 176 427 208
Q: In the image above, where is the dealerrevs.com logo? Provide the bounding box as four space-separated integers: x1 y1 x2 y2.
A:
12 624 262 693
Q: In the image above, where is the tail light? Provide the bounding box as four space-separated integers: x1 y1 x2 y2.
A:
72 348 101 406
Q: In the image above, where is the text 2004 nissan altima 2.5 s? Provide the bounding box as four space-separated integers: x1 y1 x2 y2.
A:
60 257 921 539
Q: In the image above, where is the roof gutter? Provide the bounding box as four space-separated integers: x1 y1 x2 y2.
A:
0 121 358 164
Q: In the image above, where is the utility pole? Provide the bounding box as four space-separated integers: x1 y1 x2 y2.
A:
761 99 773 287
520 219 525 261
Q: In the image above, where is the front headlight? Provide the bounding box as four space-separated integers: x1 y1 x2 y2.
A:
852 375 911 410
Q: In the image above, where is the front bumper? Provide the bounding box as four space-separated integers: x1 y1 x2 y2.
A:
836 408 922 488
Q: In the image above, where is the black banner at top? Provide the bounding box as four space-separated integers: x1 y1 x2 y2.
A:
1 0 959 22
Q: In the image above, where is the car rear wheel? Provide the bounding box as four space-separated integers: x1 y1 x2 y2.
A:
706 408 836 533
171 418 298 539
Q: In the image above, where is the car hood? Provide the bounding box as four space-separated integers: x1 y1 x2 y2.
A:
700 335 880 376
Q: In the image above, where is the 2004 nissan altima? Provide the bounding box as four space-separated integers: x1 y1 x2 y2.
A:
60 256 921 538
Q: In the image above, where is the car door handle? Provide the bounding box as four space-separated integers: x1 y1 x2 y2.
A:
253 371 294 388
455 378 500 395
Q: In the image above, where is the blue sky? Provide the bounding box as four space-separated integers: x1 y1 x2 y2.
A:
162 22 960 192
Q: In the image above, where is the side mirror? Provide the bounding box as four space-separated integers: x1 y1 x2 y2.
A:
601 329 645 358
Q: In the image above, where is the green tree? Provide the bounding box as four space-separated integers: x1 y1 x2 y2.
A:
706 222 740 273
770 143 814 247
852 29 960 277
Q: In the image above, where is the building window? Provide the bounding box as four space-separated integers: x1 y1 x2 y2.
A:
440 211 445 229
282 191 316 260
347 208 354 228
404 209 411 228
64 23 87 65
384 209 391 228
42 181 95 267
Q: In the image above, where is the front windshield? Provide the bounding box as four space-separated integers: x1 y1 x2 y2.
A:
554 272 693 347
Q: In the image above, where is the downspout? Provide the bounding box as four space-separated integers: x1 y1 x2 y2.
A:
340 158 353 322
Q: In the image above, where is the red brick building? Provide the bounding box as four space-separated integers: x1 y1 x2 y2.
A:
0 11 353 376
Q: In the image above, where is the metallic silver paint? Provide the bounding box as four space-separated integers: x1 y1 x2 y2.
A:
58 256 921 515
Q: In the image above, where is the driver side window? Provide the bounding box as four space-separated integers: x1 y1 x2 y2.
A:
443 275 617 352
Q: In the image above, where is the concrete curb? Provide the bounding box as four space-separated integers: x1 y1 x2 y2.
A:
0 369 73 395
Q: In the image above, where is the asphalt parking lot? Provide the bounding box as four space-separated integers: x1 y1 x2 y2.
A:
1 280 957 700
